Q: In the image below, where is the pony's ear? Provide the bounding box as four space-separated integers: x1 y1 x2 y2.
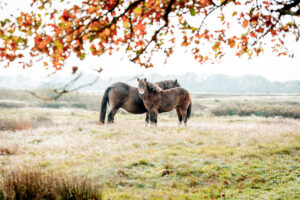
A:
137 78 139 81
175 79 177 84
146 81 151 90
144 78 147 81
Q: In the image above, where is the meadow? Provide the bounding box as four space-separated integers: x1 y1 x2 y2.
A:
0 89 300 199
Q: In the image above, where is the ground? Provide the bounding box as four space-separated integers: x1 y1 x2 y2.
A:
0 90 300 199
1 104 300 199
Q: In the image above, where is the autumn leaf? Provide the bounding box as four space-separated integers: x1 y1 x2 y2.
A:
189 7 196 16
133 7 142 15
104 28 111 36
0 0 297 70
250 32 256 38
257 27 264 33
62 9 72 21
54 40 63 50
212 42 221 52
242 20 249 28
123 19 130 28
227 38 236 48
219 14 225 21
80 53 85 60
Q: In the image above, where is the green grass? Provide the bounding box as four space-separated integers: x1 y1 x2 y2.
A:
1 94 300 199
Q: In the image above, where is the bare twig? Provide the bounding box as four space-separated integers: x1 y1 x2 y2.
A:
197 0 230 33
26 68 103 101
197 7 218 33
252 14 282 46
130 24 167 62
68 75 100 92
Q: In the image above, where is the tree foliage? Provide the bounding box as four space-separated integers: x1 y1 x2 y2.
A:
0 0 299 70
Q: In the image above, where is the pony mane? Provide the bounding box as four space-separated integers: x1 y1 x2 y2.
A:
147 81 162 94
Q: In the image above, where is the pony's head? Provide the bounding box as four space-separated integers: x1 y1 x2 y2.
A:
173 79 181 88
137 78 161 98
137 78 147 98
157 79 181 90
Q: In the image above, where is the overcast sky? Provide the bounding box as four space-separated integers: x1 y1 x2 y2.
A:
0 0 300 81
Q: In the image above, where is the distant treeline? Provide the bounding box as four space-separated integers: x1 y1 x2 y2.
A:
1 73 300 93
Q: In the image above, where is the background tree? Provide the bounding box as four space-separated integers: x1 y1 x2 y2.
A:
0 0 299 70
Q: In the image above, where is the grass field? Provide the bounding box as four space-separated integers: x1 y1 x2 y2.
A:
0 91 300 199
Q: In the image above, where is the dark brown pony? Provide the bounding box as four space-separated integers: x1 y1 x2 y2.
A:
99 79 180 124
137 78 192 126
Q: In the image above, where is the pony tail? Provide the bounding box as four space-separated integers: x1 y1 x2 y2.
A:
99 87 111 124
187 101 192 119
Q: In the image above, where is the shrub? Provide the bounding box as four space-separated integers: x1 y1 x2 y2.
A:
0 169 102 200
211 104 300 119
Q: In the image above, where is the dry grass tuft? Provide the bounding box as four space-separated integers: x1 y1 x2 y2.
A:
0 114 53 131
0 169 102 200
0 117 31 131
0 146 18 156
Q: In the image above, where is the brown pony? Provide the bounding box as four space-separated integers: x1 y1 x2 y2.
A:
137 78 192 126
99 79 180 124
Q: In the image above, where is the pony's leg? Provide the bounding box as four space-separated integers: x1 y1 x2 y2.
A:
108 107 119 123
153 114 157 125
149 111 158 126
176 107 183 126
180 107 188 126
145 112 150 126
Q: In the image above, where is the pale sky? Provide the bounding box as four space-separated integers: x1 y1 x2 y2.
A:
0 0 300 81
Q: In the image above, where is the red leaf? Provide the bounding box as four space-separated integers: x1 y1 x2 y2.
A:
250 32 256 38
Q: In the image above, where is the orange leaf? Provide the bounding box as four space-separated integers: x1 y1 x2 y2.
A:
104 28 111 36
227 38 236 48
242 20 249 28
123 19 130 28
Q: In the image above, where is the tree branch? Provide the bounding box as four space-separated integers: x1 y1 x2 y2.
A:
252 14 282 46
89 0 144 34
131 0 176 62
130 24 167 62
164 0 176 24
275 0 300 16
26 69 102 101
